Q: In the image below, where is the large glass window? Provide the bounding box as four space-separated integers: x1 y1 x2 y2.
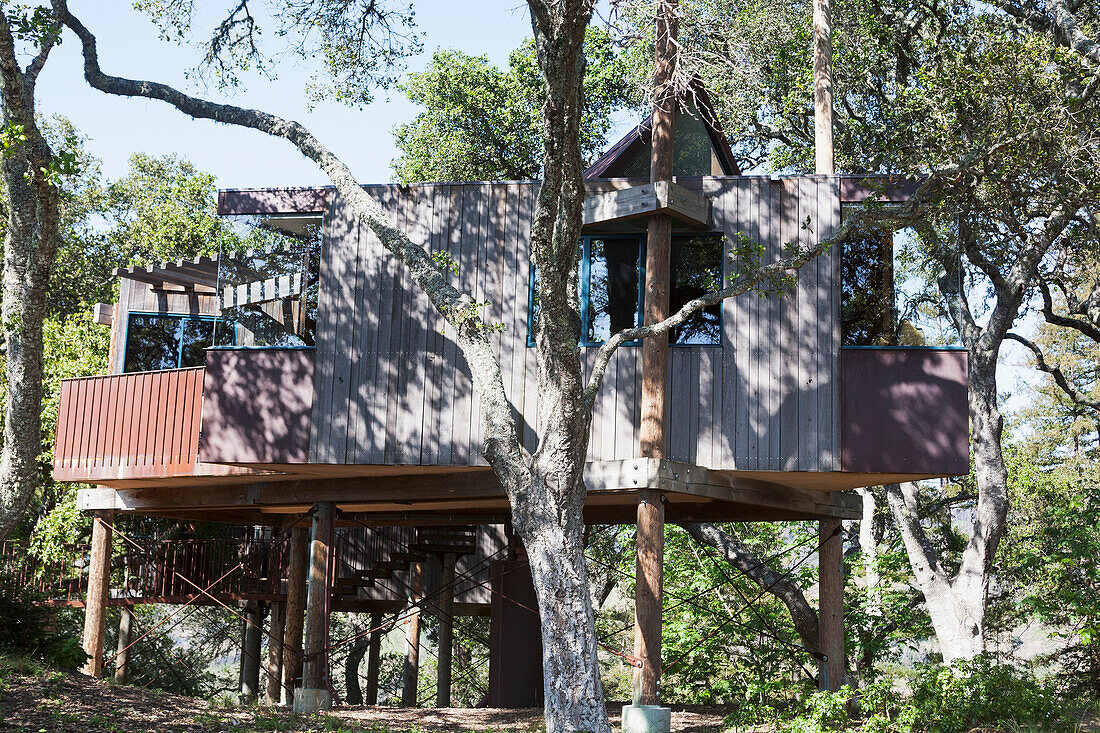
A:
217 215 322 347
585 237 644 344
670 235 723 345
123 314 234 372
528 234 723 346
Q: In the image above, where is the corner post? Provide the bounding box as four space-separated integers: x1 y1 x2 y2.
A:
633 490 665 705
401 560 424 706
818 517 844 691
365 611 383 705
114 606 133 684
296 502 334 712
437 552 456 707
282 525 309 705
266 601 285 704
81 509 114 678
240 602 263 703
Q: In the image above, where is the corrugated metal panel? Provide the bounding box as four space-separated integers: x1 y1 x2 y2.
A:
53 368 242 481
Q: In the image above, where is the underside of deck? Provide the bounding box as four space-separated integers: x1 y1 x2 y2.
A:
76 458 887 525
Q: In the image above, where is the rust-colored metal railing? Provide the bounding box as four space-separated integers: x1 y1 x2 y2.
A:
53 368 206 482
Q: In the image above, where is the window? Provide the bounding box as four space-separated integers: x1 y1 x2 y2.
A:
217 214 322 347
670 235 722 345
123 313 234 373
528 234 723 346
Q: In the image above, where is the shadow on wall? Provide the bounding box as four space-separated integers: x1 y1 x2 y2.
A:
199 348 317 464
840 348 969 475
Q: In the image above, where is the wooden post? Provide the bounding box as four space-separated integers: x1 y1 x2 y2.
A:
365 611 383 705
813 0 834 174
633 490 665 705
402 561 424 707
282 526 309 705
240 603 263 703
818 518 844 691
296 502 334 712
640 0 678 460
266 601 285 704
114 606 133 684
437 552 456 708
81 509 114 677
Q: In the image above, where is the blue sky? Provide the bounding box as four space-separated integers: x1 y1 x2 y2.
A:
36 1 559 188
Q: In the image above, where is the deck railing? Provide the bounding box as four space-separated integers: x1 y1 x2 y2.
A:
0 537 286 605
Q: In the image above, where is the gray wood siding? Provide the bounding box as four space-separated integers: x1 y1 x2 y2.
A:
309 177 840 471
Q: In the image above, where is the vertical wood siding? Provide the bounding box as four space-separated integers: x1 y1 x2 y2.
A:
309 178 841 471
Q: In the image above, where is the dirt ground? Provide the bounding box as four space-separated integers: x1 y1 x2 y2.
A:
0 664 729 733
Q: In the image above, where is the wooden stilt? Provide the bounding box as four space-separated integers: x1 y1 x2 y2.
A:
81 509 114 677
365 611 382 705
282 526 309 705
297 502 334 712
240 603 263 703
266 601 285 704
114 606 133 684
633 490 665 705
437 552 456 708
818 518 844 691
402 561 424 707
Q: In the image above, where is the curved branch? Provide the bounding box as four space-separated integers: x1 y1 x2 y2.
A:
1006 331 1100 412
52 0 531 481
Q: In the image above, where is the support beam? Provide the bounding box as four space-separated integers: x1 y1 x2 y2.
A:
818 517 844 690
240 603 263 703
81 510 114 677
114 606 133 684
282 526 309 706
436 552 456 707
365 611 383 705
296 502 334 712
401 561 424 707
633 490 665 705
266 602 285 704
813 0 834 174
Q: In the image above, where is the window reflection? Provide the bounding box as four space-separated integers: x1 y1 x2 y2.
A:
670 235 722 345
123 314 234 373
586 238 642 344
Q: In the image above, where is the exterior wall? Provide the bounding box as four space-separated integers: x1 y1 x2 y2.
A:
111 277 218 375
199 348 315 464
840 347 969 474
308 177 842 472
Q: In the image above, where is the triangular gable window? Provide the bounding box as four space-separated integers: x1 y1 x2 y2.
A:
584 82 740 179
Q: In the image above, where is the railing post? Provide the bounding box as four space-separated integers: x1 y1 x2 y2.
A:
81 509 114 677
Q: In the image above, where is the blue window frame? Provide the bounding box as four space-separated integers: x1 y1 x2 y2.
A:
527 234 723 347
123 312 235 373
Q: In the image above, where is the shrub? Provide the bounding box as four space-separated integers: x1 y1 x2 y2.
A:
0 587 88 670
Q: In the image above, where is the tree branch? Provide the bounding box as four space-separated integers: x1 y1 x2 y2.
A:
52 0 531 484
1006 331 1100 411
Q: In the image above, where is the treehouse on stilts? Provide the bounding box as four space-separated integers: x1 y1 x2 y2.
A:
45 4 968 716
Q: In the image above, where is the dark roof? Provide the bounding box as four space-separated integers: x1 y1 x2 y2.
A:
584 78 741 179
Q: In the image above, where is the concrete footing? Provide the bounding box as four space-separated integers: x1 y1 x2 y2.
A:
622 704 672 733
292 688 332 713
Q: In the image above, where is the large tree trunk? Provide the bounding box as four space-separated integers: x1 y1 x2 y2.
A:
0 14 61 542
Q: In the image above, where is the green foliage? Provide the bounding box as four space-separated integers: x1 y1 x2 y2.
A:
0 589 87 670
393 26 636 183
771 660 1075 733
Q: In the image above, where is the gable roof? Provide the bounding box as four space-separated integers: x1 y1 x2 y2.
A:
584 79 741 179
